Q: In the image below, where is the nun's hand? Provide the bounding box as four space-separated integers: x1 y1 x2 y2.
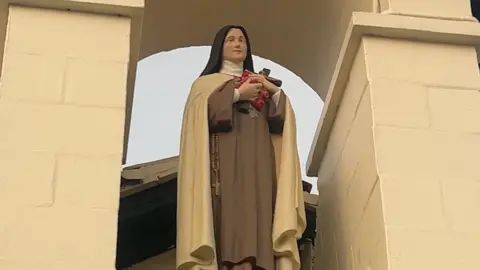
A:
248 74 280 95
237 77 262 101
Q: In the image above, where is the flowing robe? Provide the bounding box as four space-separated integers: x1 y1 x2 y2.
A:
176 73 306 270
209 77 285 269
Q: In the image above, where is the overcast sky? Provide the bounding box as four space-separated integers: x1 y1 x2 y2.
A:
125 46 323 194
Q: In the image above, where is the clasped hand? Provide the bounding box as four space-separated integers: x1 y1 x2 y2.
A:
237 74 280 101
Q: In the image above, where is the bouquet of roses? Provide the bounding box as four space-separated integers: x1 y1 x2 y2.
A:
238 70 270 111
236 69 282 114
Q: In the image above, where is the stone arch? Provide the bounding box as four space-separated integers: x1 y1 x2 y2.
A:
126 46 322 190
123 0 343 162
123 1 381 162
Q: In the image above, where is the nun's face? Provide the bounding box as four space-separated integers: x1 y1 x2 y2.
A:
223 28 247 63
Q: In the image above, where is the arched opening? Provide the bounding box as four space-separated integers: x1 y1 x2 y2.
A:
121 0 334 165
116 46 322 268
125 46 322 188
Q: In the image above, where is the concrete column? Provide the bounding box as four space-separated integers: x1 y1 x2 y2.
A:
308 11 480 270
0 4 136 269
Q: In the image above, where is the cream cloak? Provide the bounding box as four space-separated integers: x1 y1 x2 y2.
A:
176 73 306 270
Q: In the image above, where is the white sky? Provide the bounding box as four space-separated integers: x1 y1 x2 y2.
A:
126 46 323 194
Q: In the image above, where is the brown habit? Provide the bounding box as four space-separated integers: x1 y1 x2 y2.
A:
176 73 306 270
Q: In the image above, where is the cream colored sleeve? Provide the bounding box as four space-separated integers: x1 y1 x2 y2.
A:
232 88 241 103
271 90 282 106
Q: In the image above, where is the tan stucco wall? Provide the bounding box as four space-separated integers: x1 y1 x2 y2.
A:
0 5 131 269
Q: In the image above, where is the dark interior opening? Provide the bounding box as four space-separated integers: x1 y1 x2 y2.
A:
472 0 480 20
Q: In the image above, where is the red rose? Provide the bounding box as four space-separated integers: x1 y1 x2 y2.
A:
238 70 270 111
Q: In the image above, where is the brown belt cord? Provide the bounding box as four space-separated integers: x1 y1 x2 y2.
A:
210 133 220 196
210 133 222 265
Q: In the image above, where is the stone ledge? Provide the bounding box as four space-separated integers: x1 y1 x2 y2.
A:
2 0 144 16
307 11 480 176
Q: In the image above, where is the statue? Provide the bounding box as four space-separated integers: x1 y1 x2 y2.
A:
176 25 306 270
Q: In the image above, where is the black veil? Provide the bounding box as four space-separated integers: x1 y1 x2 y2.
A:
200 25 254 76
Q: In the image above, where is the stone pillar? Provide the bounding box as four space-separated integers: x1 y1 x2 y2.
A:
0 4 137 269
308 3 480 270
365 35 480 270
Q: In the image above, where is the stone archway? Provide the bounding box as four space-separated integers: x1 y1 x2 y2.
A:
121 0 341 164
121 0 378 165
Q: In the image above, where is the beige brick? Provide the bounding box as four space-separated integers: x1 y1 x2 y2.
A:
340 248 355 270
335 90 378 244
363 37 480 89
389 230 480 270
0 100 125 155
380 176 447 230
317 45 368 184
386 228 454 270
374 126 480 180
340 153 378 243
441 178 480 232
0 5 131 269
346 43 369 101
0 52 65 102
450 231 480 269
335 240 349 270
351 183 388 270
0 258 107 270
55 154 122 209
0 150 55 207
315 211 330 268
317 229 339 270
335 89 373 192
428 87 480 134
0 206 117 267
316 45 374 270
315 217 324 259
370 79 430 128
315 189 340 269
388 0 472 20
6 6 130 62
64 58 128 107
